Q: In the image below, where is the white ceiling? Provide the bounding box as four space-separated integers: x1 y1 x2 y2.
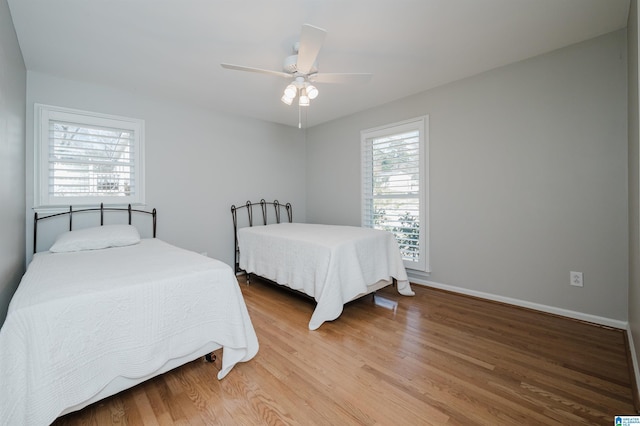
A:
7 0 631 128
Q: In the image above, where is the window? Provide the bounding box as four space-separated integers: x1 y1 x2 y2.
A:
361 116 429 272
35 104 145 208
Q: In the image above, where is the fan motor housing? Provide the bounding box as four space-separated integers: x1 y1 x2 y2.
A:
283 54 318 75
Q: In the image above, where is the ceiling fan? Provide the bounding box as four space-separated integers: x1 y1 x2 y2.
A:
221 24 372 128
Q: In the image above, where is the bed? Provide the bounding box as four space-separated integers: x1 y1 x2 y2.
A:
0 204 259 426
231 200 415 330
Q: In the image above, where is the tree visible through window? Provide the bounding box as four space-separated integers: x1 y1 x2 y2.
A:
35 104 145 208
51 123 133 197
362 117 428 271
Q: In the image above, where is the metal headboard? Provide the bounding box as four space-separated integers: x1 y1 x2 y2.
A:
230 199 293 273
33 203 157 254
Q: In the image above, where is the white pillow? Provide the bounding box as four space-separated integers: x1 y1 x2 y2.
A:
49 224 141 253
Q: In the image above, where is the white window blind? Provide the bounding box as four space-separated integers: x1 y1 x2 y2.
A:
35 104 145 208
362 117 429 271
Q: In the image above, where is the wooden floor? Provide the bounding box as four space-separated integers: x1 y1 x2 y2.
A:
54 276 637 425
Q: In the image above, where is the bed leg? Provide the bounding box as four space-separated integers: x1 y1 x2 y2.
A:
204 348 223 370
246 273 251 285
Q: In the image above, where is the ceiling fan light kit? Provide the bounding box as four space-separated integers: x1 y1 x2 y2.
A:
281 77 317 106
284 83 297 99
306 85 318 100
221 23 372 127
298 88 310 106
280 94 293 106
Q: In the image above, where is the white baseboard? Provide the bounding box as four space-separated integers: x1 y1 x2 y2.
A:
626 324 640 408
409 276 629 330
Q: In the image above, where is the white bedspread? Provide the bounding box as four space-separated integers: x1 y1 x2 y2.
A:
0 239 259 426
238 223 414 330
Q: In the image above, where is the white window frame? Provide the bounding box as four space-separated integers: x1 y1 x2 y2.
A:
34 104 145 209
361 116 429 272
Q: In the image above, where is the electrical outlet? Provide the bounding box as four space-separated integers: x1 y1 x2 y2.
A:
570 271 583 287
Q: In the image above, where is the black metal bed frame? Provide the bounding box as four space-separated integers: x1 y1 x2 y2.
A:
33 203 157 254
230 199 292 274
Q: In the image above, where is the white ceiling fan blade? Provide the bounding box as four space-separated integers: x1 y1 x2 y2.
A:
296 24 327 75
221 63 291 78
309 73 373 84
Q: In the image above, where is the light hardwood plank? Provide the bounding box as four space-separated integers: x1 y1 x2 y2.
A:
54 276 637 425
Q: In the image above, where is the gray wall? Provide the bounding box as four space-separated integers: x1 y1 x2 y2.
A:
628 0 640 393
0 0 26 325
8 7 632 331
306 30 629 323
25 72 307 268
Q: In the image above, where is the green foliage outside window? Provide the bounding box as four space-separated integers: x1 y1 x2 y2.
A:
374 207 419 261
